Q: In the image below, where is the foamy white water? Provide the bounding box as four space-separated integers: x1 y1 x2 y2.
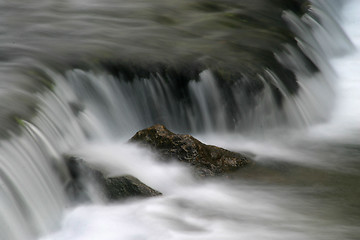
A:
38 1 360 240
41 140 358 240
305 0 360 143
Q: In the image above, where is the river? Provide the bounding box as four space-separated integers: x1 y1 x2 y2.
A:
0 0 359 240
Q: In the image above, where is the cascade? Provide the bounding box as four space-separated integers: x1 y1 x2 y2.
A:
0 0 358 240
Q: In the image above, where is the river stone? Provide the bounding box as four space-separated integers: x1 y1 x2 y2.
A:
105 175 162 200
129 124 252 176
65 156 161 202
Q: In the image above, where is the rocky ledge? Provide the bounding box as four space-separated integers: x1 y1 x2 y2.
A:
130 124 253 177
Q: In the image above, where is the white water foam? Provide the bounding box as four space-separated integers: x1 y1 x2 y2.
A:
40 1 360 240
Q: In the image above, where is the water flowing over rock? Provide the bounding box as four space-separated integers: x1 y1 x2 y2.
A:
0 0 359 239
65 156 161 202
130 124 252 176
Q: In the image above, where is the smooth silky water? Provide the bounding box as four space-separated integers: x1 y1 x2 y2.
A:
45 2 360 240
0 0 359 240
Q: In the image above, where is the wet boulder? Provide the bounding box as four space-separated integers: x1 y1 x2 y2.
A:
129 124 252 176
65 156 161 202
105 175 161 200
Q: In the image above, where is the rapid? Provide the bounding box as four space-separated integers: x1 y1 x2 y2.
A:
0 0 359 240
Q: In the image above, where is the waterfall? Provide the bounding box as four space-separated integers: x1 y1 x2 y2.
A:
0 0 359 240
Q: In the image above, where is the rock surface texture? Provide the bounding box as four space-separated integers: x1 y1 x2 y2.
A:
65 156 161 202
130 124 252 176
105 175 161 200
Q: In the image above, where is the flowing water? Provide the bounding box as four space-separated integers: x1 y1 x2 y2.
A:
0 0 359 240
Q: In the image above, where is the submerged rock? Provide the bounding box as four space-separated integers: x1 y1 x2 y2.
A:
130 124 252 176
65 156 161 202
65 156 105 202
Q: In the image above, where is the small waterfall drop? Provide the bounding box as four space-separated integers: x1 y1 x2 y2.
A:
0 67 89 240
0 0 358 240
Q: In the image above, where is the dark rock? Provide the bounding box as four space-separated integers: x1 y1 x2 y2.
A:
68 102 84 116
65 156 104 182
130 124 252 177
64 156 161 202
64 156 106 203
105 175 162 200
